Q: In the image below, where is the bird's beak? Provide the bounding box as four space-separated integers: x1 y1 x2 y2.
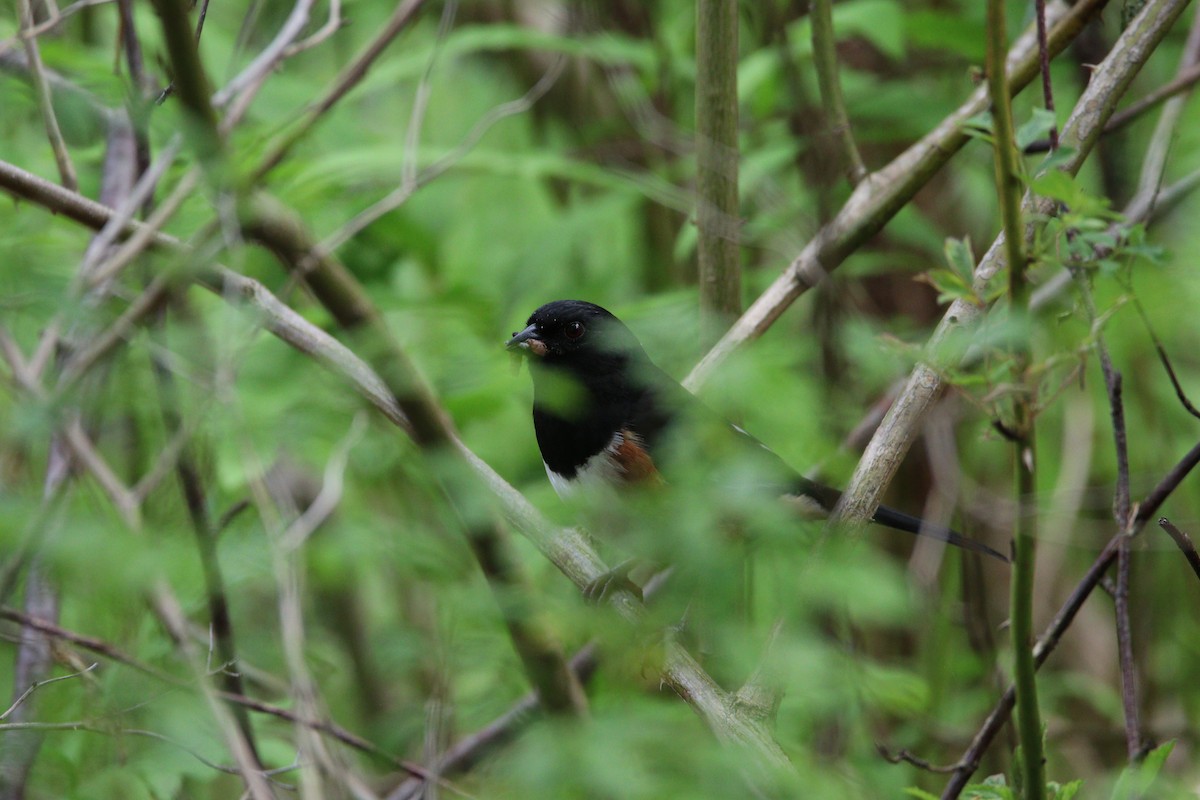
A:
506 324 547 356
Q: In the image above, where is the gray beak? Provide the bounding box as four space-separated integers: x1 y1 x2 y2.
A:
506 323 540 351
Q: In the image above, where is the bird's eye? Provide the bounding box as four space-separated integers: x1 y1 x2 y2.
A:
565 321 585 340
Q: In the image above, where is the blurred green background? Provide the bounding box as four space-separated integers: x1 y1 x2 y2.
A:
2 0 1199 797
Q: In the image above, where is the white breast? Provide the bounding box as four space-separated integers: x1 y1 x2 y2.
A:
545 431 627 499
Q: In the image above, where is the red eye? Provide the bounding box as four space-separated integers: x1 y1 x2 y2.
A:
565 321 585 340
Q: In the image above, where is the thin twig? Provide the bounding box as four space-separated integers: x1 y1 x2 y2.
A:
15 0 78 190
150 584 275 800
684 0 1105 388
283 0 343 56
1158 518 1200 582
877 745 962 774
1034 0 1060 149
0 664 98 722
941 434 1200 797
1126 295 1200 420
0 606 461 787
0 0 114 52
279 413 367 551
319 55 566 253
252 0 432 180
213 0 315 108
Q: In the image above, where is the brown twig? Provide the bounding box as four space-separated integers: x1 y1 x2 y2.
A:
15 0 78 190
685 0 1105 389
877 744 962 774
1158 518 1200 582
252 0 431 180
940 434 1200 797
1035 0 1060 149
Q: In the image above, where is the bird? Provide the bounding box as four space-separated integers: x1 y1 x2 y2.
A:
506 299 1006 564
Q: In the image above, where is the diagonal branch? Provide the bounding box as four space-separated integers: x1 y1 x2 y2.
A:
0 161 798 775
684 0 1105 390
833 0 1191 533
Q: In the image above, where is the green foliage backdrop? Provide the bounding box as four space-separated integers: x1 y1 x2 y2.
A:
1 0 1199 797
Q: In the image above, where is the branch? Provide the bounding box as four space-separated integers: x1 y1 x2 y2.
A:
240 194 590 720
833 0 1189 535
0 157 800 776
1158 518 1200 582
15 0 78 190
684 0 1105 389
940 434 1200 797
252 0 431 180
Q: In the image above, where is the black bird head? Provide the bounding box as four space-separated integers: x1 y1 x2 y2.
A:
506 300 644 370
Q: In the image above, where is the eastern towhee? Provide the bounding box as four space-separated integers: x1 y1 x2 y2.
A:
506 299 1004 563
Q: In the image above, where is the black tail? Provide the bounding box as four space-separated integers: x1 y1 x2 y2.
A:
871 504 1008 563
793 476 1008 563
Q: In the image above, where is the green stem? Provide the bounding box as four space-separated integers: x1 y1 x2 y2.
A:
810 0 867 184
987 1 1045 797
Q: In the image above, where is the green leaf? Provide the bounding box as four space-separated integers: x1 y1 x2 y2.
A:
1051 779 1084 800
835 0 907 61
1111 740 1175 800
1030 169 1081 205
944 236 976 280
904 789 940 800
1016 108 1059 151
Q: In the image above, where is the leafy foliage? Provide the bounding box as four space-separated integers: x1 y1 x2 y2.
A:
1 1 1199 798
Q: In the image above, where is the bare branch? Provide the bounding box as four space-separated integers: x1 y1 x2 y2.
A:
253 0 432 180
1 664 98 722
15 0 78 190
684 0 1105 389
1158 518 1200 582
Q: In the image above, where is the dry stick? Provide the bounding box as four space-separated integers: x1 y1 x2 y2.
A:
386 645 599 800
218 0 318 132
283 0 343 56
15 0 77 191
1135 3 1200 206
0 0 114 52
1085 299 1142 760
0 722 298 787
684 0 1105 390
834 0 1188 548
1128 297 1200 421
0 159 792 775
212 0 315 108
1107 60 1200 132
1097 351 1142 763
810 0 867 184
0 664 98 722
1158 518 1200 582
320 56 565 254
940 435 1200 799
253 0 431 181
695 0 742 336
1034 0 1060 149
